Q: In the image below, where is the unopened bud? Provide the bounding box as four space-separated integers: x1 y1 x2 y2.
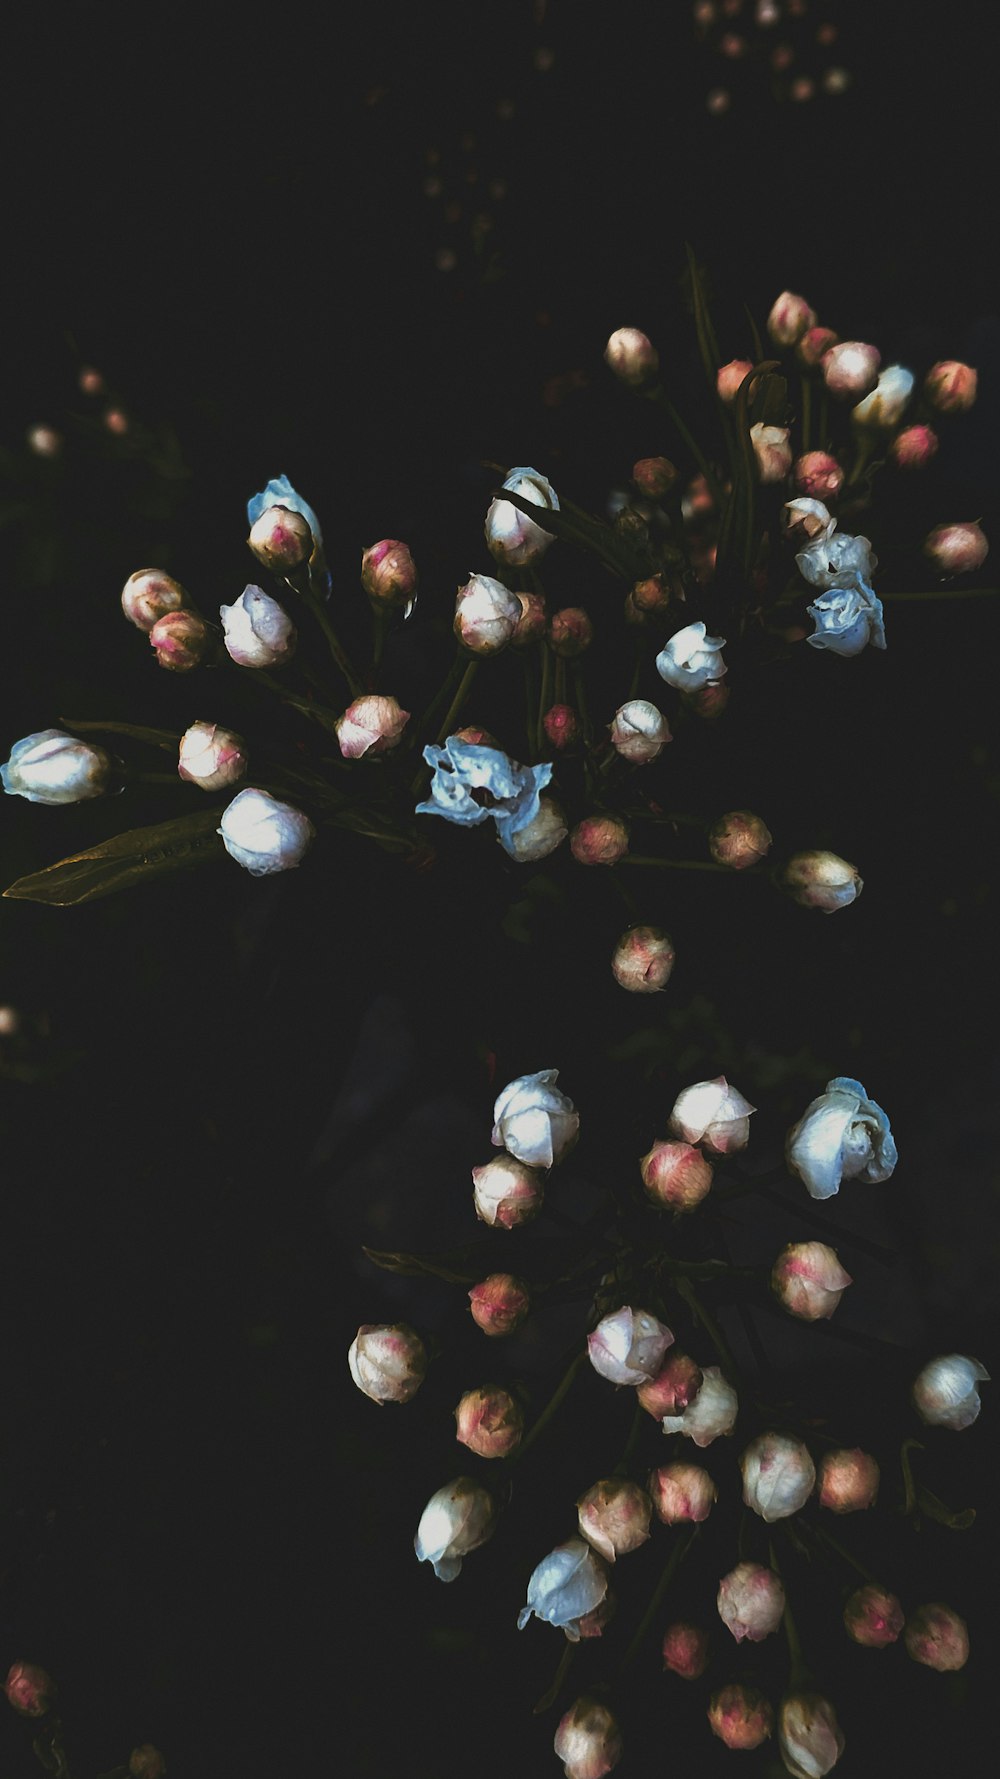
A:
793 452 844 501
549 608 593 657
686 679 730 719
904 1603 969 1671
472 1154 544 1229
543 704 580 750
923 521 988 575
129 1748 167 1779
501 794 568 861
818 1448 879 1512
27 425 61 456
843 1584 904 1647
708 1684 774 1749
649 1461 717 1523
570 814 629 866
588 1306 674 1386
509 590 548 647
852 364 914 430
632 456 677 498
718 1561 785 1642
924 360 977 413
2 730 112 806
218 787 315 875
717 358 755 402
890 423 939 469
767 291 816 348
220 586 296 669
662 1622 709 1679
638 1352 703 1419
912 1353 989 1429
629 574 671 615
361 539 418 608
349 1323 427 1404
4 1662 56 1717
452 724 500 748
576 1593 617 1639
248 504 312 572
335 694 410 759
414 1476 496 1581
577 1478 652 1561
485 467 559 569
454 573 521 654
150 609 213 672
670 1076 755 1153
605 327 659 387
780 850 862 912
822 342 880 400
708 809 772 869
750 423 793 484
796 325 839 368
640 1140 714 1211
661 1365 738 1445
771 1241 852 1321
778 1693 845 1779
609 700 671 763
455 1385 524 1457
682 473 715 520
122 568 190 632
740 1431 815 1521
178 721 248 792
554 1697 623 1779
611 925 675 993
468 1273 530 1336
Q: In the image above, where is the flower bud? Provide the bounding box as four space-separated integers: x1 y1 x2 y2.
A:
767 292 816 348
492 1068 579 1167
576 1591 617 1639
771 1242 852 1320
609 700 671 764
2 729 112 805
455 1385 524 1458
783 497 836 550
796 326 839 368
638 1352 703 1419
177 721 247 792
708 810 772 870
605 327 659 387
500 794 569 862
509 591 548 647
150 609 213 672
348 1323 427 1405
218 787 315 875
717 358 755 402
629 574 672 615
793 452 844 501
670 1077 755 1153
543 704 580 750
822 342 880 400
662 1366 738 1445
778 1694 845 1779
709 1685 773 1749
472 1154 544 1229
686 679 730 719
454 573 521 654
4 1662 56 1717
786 1077 896 1200
485 466 559 569
548 607 593 657
632 456 677 498
656 621 727 691
650 1462 717 1524
923 521 989 575
780 851 862 913
717 1561 785 1642
577 1478 652 1560
468 1273 530 1336
611 925 676 994
818 1448 879 1512
570 814 629 866
890 424 939 469
903 1602 969 1671
220 585 296 669
924 360 977 413
741 1432 815 1521
121 568 189 632
553 1697 623 1779
452 724 500 748
247 503 312 573
335 694 410 760
519 1538 609 1637
27 424 61 456
843 1584 904 1647
129 1747 167 1779
912 1353 989 1429
662 1622 709 1679
588 1306 674 1386
361 539 418 608
852 365 914 430
750 423 793 483
414 1476 496 1581
640 1140 713 1211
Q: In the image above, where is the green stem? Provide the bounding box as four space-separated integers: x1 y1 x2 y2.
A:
652 390 724 509
245 670 342 735
881 586 1000 601
674 1276 741 1386
900 1438 923 1519
504 1349 589 1469
612 1399 645 1477
617 1524 699 1675
800 374 813 454
433 658 479 747
572 662 593 747
810 1521 876 1583
287 574 363 697
620 855 742 873
770 1537 809 1689
533 1641 577 1715
537 644 553 750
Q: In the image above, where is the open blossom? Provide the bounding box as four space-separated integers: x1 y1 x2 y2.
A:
640 1140 713 1211
662 1366 737 1445
639 1352 703 1419
806 579 886 655
611 925 675 993
247 503 312 572
786 1076 897 1199
797 528 877 592
924 360 977 412
485 466 559 568
468 1273 530 1336
912 1353 989 1429
772 1242 852 1320
852 364 914 429
904 1603 970 1671
218 787 315 876
924 521 989 575
348 1323 427 1404
498 794 568 862
220 585 296 669
662 1622 710 1679
708 810 772 869
416 737 552 851
741 1432 815 1521
121 567 189 631
718 1562 785 1642
178 721 247 792
768 291 816 347
518 1538 608 1638
588 1307 674 1386
492 1068 579 1168
454 573 521 654
843 1584 905 1647
361 539 418 608
670 1077 754 1153
609 700 671 763
656 621 727 691
751 422 793 483
455 1386 523 1458
335 695 409 760
818 1448 880 1512
649 1462 716 1524
794 453 844 501
780 851 862 912
779 1694 845 1779
414 1477 496 1581
554 1698 622 1779
709 1685 774 1749
2 730 112 805
570 814 629 866
472 1155 544 1229
577 1478 652 1561
822 341 880 399
605 326 658 386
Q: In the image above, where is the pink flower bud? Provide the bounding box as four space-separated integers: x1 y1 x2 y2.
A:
904 1603 970 1670
220 585 296 669
570 814 629 866
718 1562 786 1642
638 1352 703 1419
686 679 730 719
717 358 755 402
121 568 190 632
793 452 845 501
771 1242 852 1321
577 1592 617 1638
348 1323 427 1405
649 1462 717 1524
822 342 881 399
509 591 548 647
843 1584 904 1647
609 700 671 763
554 1697 623 1779
662 1365 738 1445
632 456 677 498
605 327 659 387
640 1140 714 1211
682 473 715 520
361 539 418 608
923 521 989 575
750 423 793 483
177 721 248 792
577 1477 652 1561
149 609 213 672
452 724 501 748
708 1684 774 1749
454 574 521 654
912 1353 989 1429
129 1747 167 1779
485 467 559 569
780 851 862 913
708 809 772 870
611 925 676 994
890 424 939 470
455 1385 524 1458
741 1432 815 1521
778 1693 845 1779
335 694 410 760
629 574 672 615
924 360 977 413
818 1448 879 1512
662 1621 710 1679
247 503 312 572
670 1077 755 1153
472 1154 544 1229
469 1273 531 1336
4 1662 56 1717
543 704 580 750
588 1306 674 1386
796 326 839 368
768 292 817 348
549 607 593 657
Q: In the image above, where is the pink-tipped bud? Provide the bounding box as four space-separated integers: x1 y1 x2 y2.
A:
588 1306 674 1386
468 1273 530 1336
632 457 677 498
472 1155 544 1229
923 522 989 575
549 607 593 657
794 451 845 501
662 1621 709 1679
638 1352 703 1419
708 1684 774 1749
904 1603 969 1671
335 694 410 760
768 292 816 348
571 814 629 866
649 1461 717 1524
630 574 672 615
577 1478 652 1561
577 1592 617 1639
455 1385 524 1458
361 539 418 608
454 574 521 654
509 590 548 647
843 1584 905 1647
640 1140 714 1211
822 341 881 399
718 1562 786 1641
178 721 248 792
717 358 755 402
554 1697 623 1779
796 326 839 368
348 1323 427 1405
452 724 501 748
686 678 730 719
543 704 580 750
780 850 862 912
924 360 977 413
708 809 772 870
890 424 939 469
605 327 659 387
4 1663 56 1718
248 504 312 572
122 568 191 632
771 1241 852 1321
818 1448 879 1512
611 925 676 994
750 423 793 483
609 699 671 763
129 1747 167 1779
149 609 212 672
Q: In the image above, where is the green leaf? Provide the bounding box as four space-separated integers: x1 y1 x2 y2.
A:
57 717 181 751
496 487 643 580
3 807 227 906
362 1245 478 1285
915 1484 976 1530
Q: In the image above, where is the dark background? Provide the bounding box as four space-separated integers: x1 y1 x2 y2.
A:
1 3 997 1776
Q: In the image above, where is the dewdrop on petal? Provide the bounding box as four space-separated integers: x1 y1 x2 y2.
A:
588 1306 674 1386
912 1354 989 1429
121 568 190 632
414 1476 496 1582
605 327 659 388
348 1323 427 1404
178 721 247 792
670 1077 754 1153
472 1155 545 1229
741 1432 815 1522
218 788 315 876
709 1685 773 1750
553 1697 623 1779
662 1622 709 1680
611 925 675 994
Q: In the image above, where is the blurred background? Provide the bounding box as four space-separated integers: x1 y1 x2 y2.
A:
1 2 997 1774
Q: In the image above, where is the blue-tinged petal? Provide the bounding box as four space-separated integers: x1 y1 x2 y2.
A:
247 474 323 551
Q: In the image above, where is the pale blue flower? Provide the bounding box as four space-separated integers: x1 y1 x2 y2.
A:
416 737 552 848
786 1076 897 1200
247 475 329 593
517 1538 608 1639
797 532 886 655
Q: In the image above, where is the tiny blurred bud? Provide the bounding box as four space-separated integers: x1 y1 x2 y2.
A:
796 326 839 368
611 925 675 993
771 1241 851 1320
632 456 677 498
843 1584 904 1647
455 1385 524 1457
708 809 772 869
923 522 988 575
717 358 755 402
649 1461 717 1523
122 568 190 632
178 721 248 792
588 1306 674 1385
778 1694 845 1779
570 814 629 866
4 1662 56 1717
335 694 410 760
248 504 312 573
543 704 580 750
218 787 315 875
79 366 105 395
454 573 521 654
129 1748 167 1779
670 1076 754 1153
349 1323 427 1405
468 1273 530 1336
104 407 129 434
924 360 977 413
638 1352 703 1419
609 700 671 763
767 292 816 348
605 327 659 387
662 1622 710 1679
751 423 793 483
904 1603 969 1671
472 1155 545 1228
361 539 418 608
718 1562 785 1641
220 585 296 669
912 1353 989 1429
548 607 593 657
793 452 844 500
822 342 881 400
817 1448 879 1512
510 590 548 647
577 1478 652 1561
890 424 939 469
2 730 112 805
27 425 61 456
640 1140 714 1211
708 1685 774 1749
779 850 862 912
682 473 715 520
553 1697 623 1779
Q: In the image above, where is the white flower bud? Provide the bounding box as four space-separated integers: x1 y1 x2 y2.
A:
588 1306 674 1386
852 364 914 430
822 342 880 400
741 1432 815 1521
335 694 410 760
717 1561 785 1641
656 621 727 692
912 1354 989 1430
611 925 675 993
220 585 297 669
604 327 659 387
609 700 671 763
923 521 989 575
485 466 559 569
218 787 315 875
750 422 793 483
786 1077 896 1200
2 730 113 806
767 291 816 348
576 1478 652 1561
553 1697 623 1779
121 568 190 632
414 1476 496 1581
778 1693 845 1779
348 1323 427 1404
492 1068 579 1168
472 1154 544 1229
453 573 522 654
177 721 248 792
498 794 568 862
670 1076 755 1153
771 1242 852 1320
518 1538 608 1637
780 851 862 913
782 497 836 546
661 1366 738 1445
